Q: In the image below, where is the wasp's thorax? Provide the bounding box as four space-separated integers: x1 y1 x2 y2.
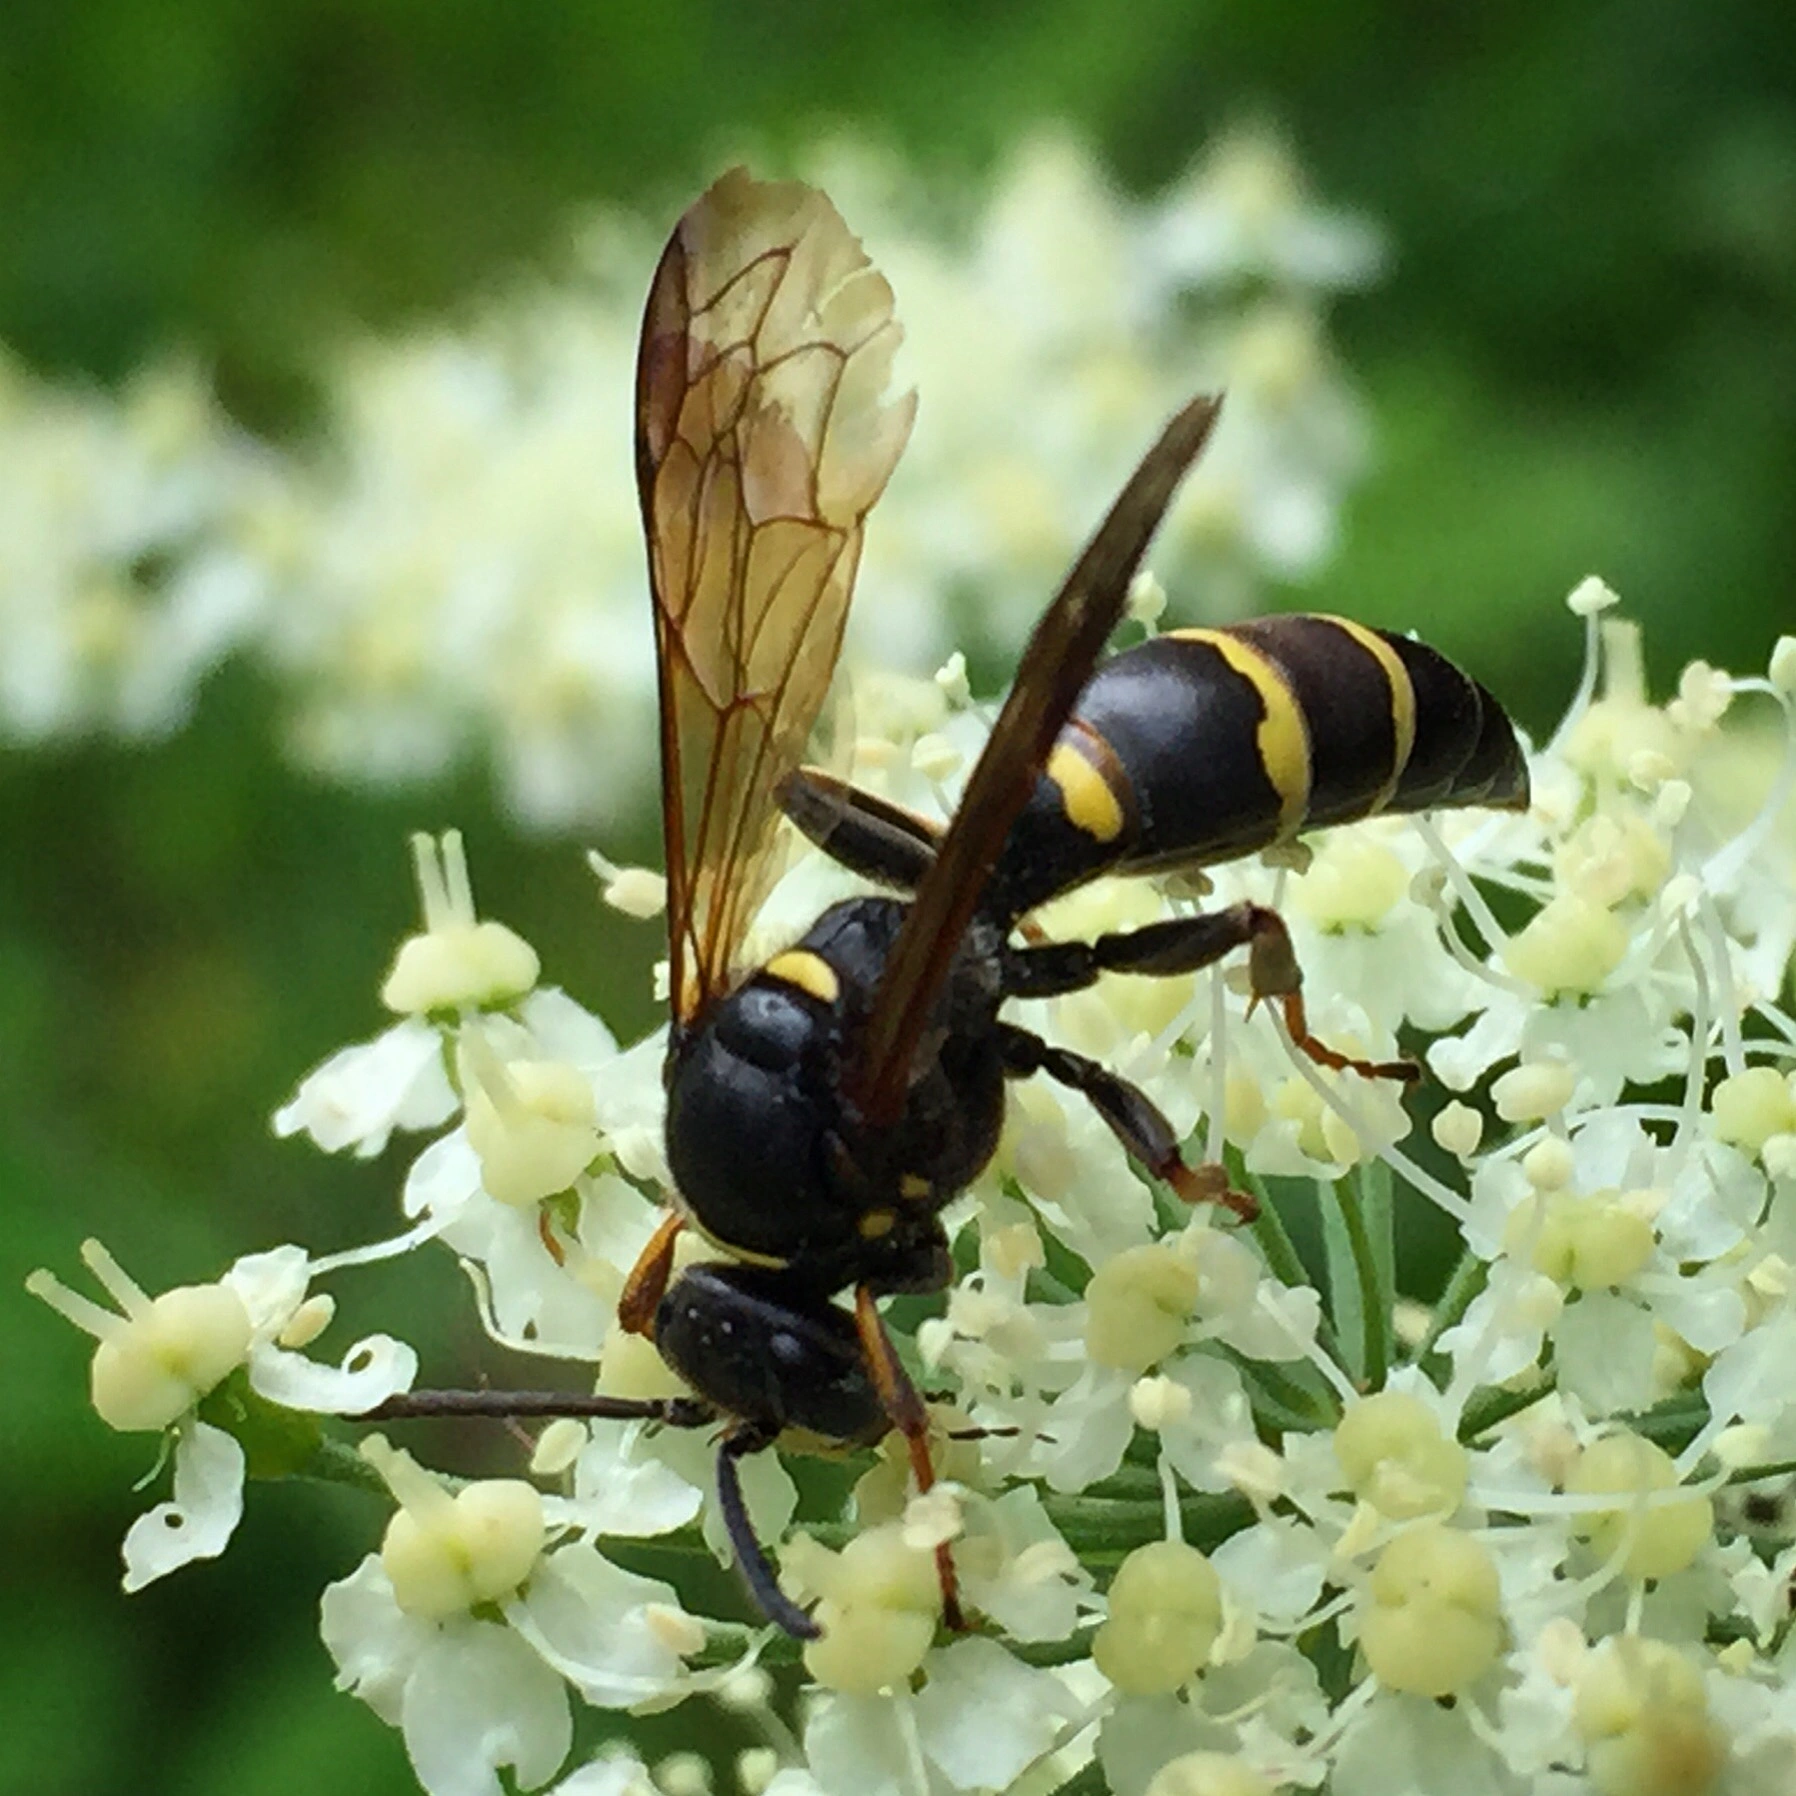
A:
663 895 1008 1295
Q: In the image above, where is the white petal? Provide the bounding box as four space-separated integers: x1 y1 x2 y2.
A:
956 1486 1087 1643
570 1426 703 1537
249 1332 418 1413
1210 1518 1329 1628
550 1755 655 1796
1034 1366 1134 1493
274 1018 456 1157
121 1421 245 1591
469 1203 611 1356
805 1692 945 1796
508 1541 693 1709
321 1554 434 1725
1553 1290 1657 1414
403 1621 572 1796
406 1129 484 1223
1096 1693 1211 1796
223 1244 312 1335
518 987 617 1067
1333 1691 1508 1796
914 1638 1076 1789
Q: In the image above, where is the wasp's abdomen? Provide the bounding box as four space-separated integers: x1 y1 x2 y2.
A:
988 613 1530 920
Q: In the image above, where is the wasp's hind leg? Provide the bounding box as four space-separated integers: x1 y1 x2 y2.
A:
776 767 939 890
997 1021 1255 1220
852 1285 966 1632
1003 901 1418 1084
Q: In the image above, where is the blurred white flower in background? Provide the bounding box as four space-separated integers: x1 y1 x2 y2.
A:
0 128 1379 830
0 350 276 741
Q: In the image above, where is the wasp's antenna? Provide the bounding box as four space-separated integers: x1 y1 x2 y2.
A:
717 1428 820 1640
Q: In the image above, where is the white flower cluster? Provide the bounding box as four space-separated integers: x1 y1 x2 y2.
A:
0 130 1377 828
33 590 1796 1796
0 349 277 740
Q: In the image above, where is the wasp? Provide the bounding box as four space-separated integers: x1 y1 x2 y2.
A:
375 170 1528 1640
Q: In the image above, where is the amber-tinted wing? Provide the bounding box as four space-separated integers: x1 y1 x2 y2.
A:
850 395 1223 1126
638 170 915 1023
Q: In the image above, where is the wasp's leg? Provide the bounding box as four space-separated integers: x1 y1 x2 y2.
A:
853 1284 966 1632
714 1422 822 1640
1004 901 1418 1083
997 1021 1255 1220
618 1210 684 1337
776 766 938 891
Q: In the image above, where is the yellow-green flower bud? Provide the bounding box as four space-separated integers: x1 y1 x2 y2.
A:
1431 1100 1484 1159
1290 837 1409 932
1085 1243 1199 1372
1092 1539 1223 1694
1491 1060 1578 1123
1143 1751 1277 1796
1567 1432 1713 1581
1504 1191 1656 1291
461 1040 601 1206
382 832 539 1014
1333 1391 1468 1520
1359 1522 1503 1697
801 1523 940 1694
1711 1067 1796 1156
91 1282 253 1433
1503 895 1628 997
1575 1637 1723 1796
368 1436 546 1618
28 1241 255 1433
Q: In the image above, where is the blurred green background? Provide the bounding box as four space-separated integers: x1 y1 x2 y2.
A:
6 4 1794 1792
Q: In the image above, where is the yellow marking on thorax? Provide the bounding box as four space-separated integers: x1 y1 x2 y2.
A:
899 1174 933 1202
1046 740 1125 844
859 1208 897 1240
1171 628 1312 835
1318 616 1416 812
670 1194 791 1269
763 948 840 1006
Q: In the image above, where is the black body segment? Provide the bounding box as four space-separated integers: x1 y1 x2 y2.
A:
984 613 1529 921
664 894 1005 1285
655 1264 888 1445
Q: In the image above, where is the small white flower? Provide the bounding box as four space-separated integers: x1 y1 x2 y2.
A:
322 1557 572 1796
274 1015 456 1157
29 1239 414 1586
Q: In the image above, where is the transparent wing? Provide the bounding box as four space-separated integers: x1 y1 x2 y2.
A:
637 170 915 1023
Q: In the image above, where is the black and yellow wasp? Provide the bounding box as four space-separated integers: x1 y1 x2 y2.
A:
377 170 1528 1638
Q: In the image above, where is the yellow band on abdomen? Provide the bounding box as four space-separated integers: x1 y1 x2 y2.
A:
1318 615 1415 813
1046 740 1127 844
1170 628 1313 835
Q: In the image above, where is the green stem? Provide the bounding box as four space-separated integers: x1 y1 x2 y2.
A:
296 1434 402 1498
1457 1373 1555 1442
1328 1166 1392 1389
1419 1247 1489 1361
1239 1354 1341 1433
1236 1160 1347 1374
1722 1457 1796 1486
1243 1165 1310 1290
1040 1489 1253 1557
1008 1629 1101 1667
